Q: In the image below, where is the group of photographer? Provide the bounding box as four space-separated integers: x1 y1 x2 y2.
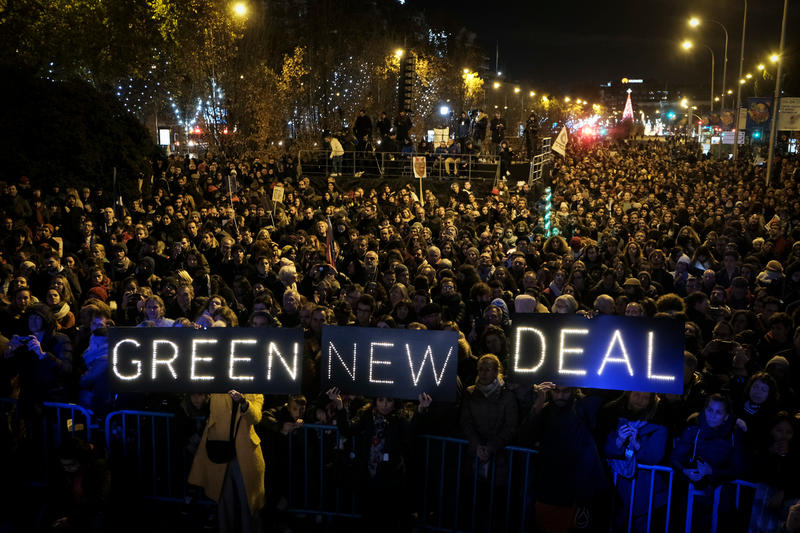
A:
0 134 799 530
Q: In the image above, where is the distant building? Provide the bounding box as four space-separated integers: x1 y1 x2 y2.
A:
600 78 702 114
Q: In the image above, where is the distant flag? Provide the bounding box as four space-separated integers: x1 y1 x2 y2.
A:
326 216 338 271
552 126 569 156
112 167 124 219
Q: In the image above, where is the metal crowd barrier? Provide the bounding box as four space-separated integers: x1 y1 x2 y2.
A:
0 400 765 532
297 149 503 180
685 478 758 533
419 435 538 533
0 398 94 485
611 464 674 533
284 423 360 518
104 410 191 502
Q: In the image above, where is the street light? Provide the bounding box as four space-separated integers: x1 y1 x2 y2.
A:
395 49 404 58
689 16 729 109
682 39 716 112
732 0 749 161
493 81 501 89
766 0 789 185
233 2 247 16
514 87 520 94
757 63 765 71
770 53 779 63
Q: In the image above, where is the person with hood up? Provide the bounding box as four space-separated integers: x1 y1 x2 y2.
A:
671 393 745 531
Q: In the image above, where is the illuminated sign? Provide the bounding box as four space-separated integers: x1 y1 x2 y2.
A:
108 327 304 393
511 315 684 394
321 326 458 401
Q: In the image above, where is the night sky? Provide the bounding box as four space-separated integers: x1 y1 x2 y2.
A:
413 0 799 95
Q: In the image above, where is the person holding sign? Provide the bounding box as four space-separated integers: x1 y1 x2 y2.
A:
460 354 518 481
520 382 608 532
188 390 265 533
327 387 432 533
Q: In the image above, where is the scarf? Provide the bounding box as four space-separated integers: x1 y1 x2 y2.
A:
52 302 71 321
368 413 388 478
476 377 503 398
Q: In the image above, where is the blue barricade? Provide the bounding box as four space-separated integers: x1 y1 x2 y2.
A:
1 399 94 486
283 423 360 518
611 464 674 533
0 400 767 531
685 478 758 533
418 435 538 533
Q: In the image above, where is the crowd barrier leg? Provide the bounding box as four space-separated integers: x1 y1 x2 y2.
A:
710 485 722 533
685 484 694 533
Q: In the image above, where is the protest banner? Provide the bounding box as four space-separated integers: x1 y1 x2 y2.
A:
108 327 304 393
510 315 684 394
321 326 458 401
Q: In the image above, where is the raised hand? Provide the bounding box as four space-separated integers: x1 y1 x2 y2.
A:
228 390 244 404
326 387 344 410
417 393 432 412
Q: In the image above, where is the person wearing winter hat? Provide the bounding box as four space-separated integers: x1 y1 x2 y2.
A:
671 254 691 296
756 260 786 298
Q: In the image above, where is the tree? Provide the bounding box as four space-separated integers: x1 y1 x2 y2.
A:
0 65 154 197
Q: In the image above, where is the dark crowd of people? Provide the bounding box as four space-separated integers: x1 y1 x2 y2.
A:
323 108 539 180
1 136 800 532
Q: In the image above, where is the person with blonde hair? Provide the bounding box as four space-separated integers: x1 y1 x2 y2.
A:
460 354 518 474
